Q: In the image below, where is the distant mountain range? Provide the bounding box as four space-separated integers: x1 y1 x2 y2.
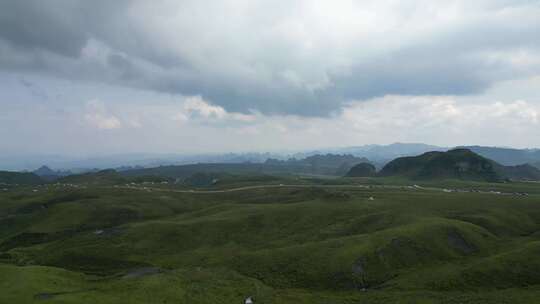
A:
310 143 445 165
0 154 370 185
32 166 72 181
75 149 540 184
3 147 540 186
264 154 370 176
0 153 286 172
2 143 540 173
123 154 369 179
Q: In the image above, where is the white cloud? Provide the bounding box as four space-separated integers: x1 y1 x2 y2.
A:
84 99 122 130
183 96 227 119
175 96 258 124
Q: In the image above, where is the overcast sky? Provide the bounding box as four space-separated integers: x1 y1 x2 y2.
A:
1 0 539 156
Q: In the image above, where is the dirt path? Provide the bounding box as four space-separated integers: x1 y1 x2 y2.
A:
115 183 528 196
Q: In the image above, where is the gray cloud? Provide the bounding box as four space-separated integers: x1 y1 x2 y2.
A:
0 0 540 116
0 1 85 56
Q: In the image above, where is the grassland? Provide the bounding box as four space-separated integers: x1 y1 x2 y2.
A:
1 177 540 303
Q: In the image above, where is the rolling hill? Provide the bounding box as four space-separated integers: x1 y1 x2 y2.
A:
2 176 540 303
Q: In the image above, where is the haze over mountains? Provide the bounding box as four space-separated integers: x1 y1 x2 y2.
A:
2 143 540 173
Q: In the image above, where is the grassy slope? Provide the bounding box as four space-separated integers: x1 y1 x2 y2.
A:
0 264 273 304
1 178 540 303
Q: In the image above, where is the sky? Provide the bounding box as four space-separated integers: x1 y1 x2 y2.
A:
1 0 540 156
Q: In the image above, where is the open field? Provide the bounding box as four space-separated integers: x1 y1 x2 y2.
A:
2 177 540 303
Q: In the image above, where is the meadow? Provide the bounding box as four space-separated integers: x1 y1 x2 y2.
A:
1 177 540 303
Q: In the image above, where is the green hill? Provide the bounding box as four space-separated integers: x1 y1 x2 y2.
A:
378 148 540 182
0 171 43 185
379 149 503 181
345 163 377 177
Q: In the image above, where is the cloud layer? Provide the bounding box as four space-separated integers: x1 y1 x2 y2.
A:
1 1 540 157
1 0 540 116
1 70 538 156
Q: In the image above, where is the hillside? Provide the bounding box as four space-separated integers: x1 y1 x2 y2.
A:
0 170 43 185
379 149 540 182
379 149 502 182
